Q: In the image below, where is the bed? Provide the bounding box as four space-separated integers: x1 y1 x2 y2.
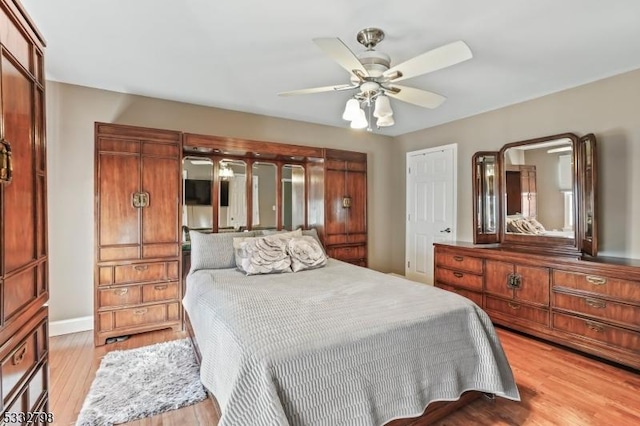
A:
182 231 520 426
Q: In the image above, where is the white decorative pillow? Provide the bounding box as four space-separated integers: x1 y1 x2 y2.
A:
286 236 328 272
234 236 292 275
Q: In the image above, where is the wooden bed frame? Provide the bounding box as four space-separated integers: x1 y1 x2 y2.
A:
184 312 486 425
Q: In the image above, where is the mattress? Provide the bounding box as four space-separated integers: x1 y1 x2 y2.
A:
183 259 519 426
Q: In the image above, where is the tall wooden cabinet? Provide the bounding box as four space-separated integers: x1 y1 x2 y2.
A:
94 123 182 346
0 0 49 417
317 149 368 266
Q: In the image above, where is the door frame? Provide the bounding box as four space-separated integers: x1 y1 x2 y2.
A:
405 143 458 279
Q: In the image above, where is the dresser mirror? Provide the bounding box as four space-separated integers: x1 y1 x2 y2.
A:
251 162 277 230
472 133 597 256
218 159 247 230
182 156 214 235
282 164 305 231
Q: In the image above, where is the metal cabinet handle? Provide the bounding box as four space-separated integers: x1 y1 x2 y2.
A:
133 308 148 315
585 298 606 309
585 321 604 333
134 265 149 271
114 288 129 296
154 285 168 291
453 256 464 262
585 275 607 286
507 273 522 289
342 196 352 208
441 227 451 233
453 272 464 278
508 302 521 310
12 343 27 365
132 191 150 208
0 138 13 183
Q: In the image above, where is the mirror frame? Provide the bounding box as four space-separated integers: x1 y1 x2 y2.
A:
472 132 598 256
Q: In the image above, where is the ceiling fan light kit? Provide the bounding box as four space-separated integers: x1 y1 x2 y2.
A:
279 27 473 131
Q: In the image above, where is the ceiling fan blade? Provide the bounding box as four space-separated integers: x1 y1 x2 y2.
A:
384 40 472 82
278 84 356 96
312 37 369 78
386 85 446 109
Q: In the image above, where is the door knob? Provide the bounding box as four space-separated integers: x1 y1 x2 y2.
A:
441 227 451 233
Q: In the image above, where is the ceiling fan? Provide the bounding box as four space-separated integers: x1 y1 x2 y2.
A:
278 28 473 130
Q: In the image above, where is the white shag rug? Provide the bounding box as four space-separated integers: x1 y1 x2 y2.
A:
76 338 207 426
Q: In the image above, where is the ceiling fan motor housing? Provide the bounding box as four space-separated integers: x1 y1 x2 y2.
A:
356 50 390 78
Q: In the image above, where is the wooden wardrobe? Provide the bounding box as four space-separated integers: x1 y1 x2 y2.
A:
94 123 182 346
0 0 49 417
318 149 367 266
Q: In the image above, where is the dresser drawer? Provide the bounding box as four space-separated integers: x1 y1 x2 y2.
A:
114 304 168 329
553 270 640 302
328 244 366 261
114 262 166 284
1 316 47 407
485 295 549 326
435 253 483 275
435 268 483 291
98 285 142 308
553 292 639 330
99 302 180 332
436 283 483 306
553 312 640 352
142 282 179 303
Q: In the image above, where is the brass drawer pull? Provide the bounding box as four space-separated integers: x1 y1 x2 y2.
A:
585 275 607 286
585 321 604 333
453 272 464 278
585 298 606 309
154 285 168 291
134 265 149 271
12 343 27 365
114 288 129 296
133 308 148 315
508 302 521 310
453 256 464 262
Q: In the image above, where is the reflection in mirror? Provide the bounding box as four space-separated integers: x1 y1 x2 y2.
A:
503 138 574 238
218 159 247 231
282 164 305 231
474 154 497 236
182 157 213 239
252 162 277 230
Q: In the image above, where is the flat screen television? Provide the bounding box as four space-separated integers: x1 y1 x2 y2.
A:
184 179 212 206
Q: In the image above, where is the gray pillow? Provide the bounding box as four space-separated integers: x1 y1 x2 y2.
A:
189 230 257 272
301 228 326 254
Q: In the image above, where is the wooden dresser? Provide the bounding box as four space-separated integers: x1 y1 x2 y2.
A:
434 243 640 370
0 0 50 417
94 123 182 346
320 149 368 266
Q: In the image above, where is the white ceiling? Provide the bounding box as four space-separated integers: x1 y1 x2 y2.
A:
21 0 640 136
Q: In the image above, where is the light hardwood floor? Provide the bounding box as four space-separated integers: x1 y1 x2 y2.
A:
50 327 639 425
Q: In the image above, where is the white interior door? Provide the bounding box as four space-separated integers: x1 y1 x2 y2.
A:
406 145 457 284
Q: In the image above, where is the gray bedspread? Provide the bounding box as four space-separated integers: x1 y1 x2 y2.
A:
183 259 519 426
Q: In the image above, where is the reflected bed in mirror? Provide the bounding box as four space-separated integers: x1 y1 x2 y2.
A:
503 137 574 239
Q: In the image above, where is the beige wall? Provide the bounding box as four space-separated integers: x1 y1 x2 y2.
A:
389 68 640 273
47 68 640 322
46 81 394 322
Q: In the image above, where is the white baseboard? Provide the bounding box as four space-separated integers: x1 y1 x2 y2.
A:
49 316 94 337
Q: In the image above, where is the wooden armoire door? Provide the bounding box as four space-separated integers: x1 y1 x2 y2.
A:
323 149 367 267
95 124 182 346
1 0 49 416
